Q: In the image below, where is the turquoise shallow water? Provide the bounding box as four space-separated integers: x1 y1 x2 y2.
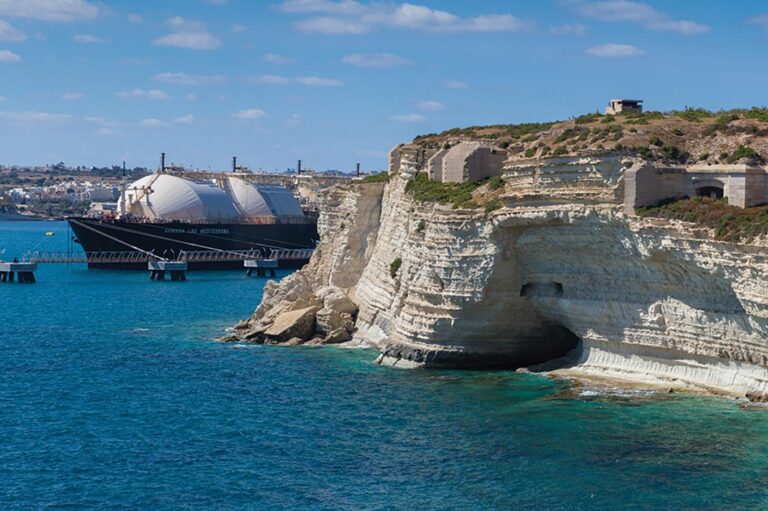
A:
2 221 768 510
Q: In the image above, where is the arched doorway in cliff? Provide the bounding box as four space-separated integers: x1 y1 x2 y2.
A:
694 180 725 200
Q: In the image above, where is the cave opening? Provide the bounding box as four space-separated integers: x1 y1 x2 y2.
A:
696 185 724 200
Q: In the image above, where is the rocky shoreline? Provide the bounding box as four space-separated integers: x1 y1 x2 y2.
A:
225 137 768 400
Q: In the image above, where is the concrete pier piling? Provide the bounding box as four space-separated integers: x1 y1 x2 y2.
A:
0 262 37 284
148 261 187 282
244 259 278 277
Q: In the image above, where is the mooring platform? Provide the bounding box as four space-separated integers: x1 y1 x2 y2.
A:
245 259 278 277
148 261 188 281
0 262 38 283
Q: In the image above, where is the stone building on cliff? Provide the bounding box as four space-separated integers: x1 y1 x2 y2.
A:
624 163 768 214
426 141 507 183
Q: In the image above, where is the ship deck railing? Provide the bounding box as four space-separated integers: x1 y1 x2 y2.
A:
22 248 314 264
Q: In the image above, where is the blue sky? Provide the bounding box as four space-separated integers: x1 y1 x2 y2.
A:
0 0 767 171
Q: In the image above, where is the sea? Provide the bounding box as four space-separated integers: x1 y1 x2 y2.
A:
1 220 768 510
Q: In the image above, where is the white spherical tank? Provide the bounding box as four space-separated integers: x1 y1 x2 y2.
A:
121 174 240 222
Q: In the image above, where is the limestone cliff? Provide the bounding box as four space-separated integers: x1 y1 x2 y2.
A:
231 126 768 398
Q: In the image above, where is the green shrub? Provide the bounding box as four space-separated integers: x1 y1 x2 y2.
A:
727 145 760 163
637 146 653 159
360 172 390 183
553 146 568 157
638 197 768 242
662 145 688 163
575 112 602 124
698 153 710 161
488 176 504 191
405 173 486 209
484 198 502 214
600 115 616 124
650 136 664 147
416 220 425 233
524 147 536 158
743 107 768 122
674 107 713 122
671 128 684 136
389 258 402 279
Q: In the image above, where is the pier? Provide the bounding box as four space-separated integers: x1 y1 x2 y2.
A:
0 262 37 283
245 258 278 277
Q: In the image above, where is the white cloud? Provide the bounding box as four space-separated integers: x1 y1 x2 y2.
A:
585 43 644 58
127 13 143 23
0 110 71 123
442 80 468 89
232 108 267 119
0 49 20 62
0 20 25 41
295 76 344 86
284 113 301 126
0 0 101 22
341 52 411 67
154 72 226 85
154 31 221 50
264 52 293 64
175 114 194 124
73 34 103 43
417 100 444 111
549 23 587 36
280 1 533 35
570 0 709 35
115 88 171 100
154 16 221 50
390 113 425 123
140 118 169 127
747 14 768 31
247 74 344 86
62 92 84 100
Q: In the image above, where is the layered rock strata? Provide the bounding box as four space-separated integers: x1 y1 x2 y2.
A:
231 151 768 397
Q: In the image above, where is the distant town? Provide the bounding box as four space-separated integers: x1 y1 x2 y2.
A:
0 162 363 219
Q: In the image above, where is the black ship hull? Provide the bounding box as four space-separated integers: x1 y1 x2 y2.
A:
67 217 318 270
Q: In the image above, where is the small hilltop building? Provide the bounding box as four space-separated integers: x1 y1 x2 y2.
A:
427 141 507 183
606 99 643 115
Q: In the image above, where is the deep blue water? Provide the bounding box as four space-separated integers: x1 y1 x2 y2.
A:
2 221 768 510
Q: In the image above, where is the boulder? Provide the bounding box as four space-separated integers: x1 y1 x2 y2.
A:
315 286 358 334
324 328 351 344
263 306 319 342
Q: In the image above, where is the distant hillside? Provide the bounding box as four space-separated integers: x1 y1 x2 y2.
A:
412 107 768 165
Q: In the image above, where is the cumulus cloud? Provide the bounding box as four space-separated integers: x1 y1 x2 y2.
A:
0 0 101 22
154 72 226 85
0 20 25 41
341 52 411 67
232 108 267 119
73 34 103 43
278 1 533 35
0 111 72 123
442 80 468 89
264 52 293 64
390 113 425 123
154 16 221 50
417 100 444 111
568 0 709 35
115 88 171 100
0 49 20 62
585 43 644 58
247 74 344 86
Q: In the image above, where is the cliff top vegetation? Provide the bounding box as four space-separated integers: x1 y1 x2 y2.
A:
412 107 768 165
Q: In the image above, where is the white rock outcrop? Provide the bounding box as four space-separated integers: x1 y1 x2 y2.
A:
232 152 768 398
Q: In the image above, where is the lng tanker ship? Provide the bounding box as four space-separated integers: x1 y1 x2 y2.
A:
67 168 318 270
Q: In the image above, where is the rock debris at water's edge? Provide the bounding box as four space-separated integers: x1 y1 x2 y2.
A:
227 133 768 400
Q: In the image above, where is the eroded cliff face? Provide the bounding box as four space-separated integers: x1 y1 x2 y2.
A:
232 151 768 398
